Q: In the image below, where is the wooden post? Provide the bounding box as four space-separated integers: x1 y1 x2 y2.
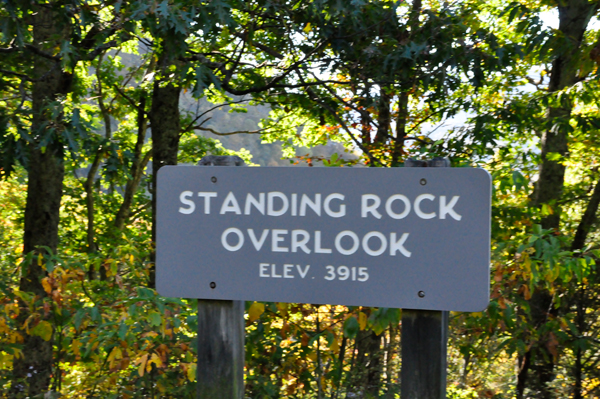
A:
197 155 245 399
197 300 245 398
401 310 448 399
401 157 450 399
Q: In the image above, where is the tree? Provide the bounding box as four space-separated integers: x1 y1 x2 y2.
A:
442 1 600 397
0 0 129 394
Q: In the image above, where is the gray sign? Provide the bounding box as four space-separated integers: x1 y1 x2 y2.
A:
156 166 491 311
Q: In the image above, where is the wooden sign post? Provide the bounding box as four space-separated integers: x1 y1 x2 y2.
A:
401 157 450 399
196 156 245 399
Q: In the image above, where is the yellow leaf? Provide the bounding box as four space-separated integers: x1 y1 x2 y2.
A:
187 363 197 382
110 261 118 277
37 254 43 266
137 354 148 377
11 348 22 360
276 302 288 316
5 303 19 318
72 339 81 357
301 332 309 346
41 278 52 295
358 312 367 331
0 319 8 334
248 302 265 322
30 320 53 341
523 255 531 274
522 284 531 300
547 265 560 283
108 347 123 364
330 338 339 352
0 352 13 368
147 353 162 371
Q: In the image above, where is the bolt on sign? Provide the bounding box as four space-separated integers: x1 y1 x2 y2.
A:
156 166 491 312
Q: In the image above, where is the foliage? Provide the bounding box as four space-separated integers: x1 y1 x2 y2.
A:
1 0 600 397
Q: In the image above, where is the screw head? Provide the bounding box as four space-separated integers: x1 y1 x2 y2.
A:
418 291 425 298
210 282 216 289
211 176 217 183
420 178 427 186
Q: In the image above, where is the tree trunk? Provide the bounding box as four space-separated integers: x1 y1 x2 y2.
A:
114 96 150 230
571 178 600 251
392 0 421 166
84 152 102 254
333 334 347 399
573 287 585 399
373 88 391 144
384 325 397 392
11 4 69 395
85 54 113 254
350 329 383 398
12 147 64 397
534 1 597 227
392 91 409 166
149 62 181 288
519 2 598 398
569 178 600 398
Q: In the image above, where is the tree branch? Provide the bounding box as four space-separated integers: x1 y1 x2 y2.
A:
182 98 258 132
85 39 120 61
305 84 384 167
234 32 284 59
307 69 378 129
24 44 60 61
192 125 289 136
571 177 600 251
219 39 329 95
113 84 144 112
0 47 19 54
0 68 32 81
182 52 226 70
224 37 246 85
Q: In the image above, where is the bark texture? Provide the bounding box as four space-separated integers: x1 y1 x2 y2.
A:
85 58 112 253
11 4 69 396
534 1 597 228
571 178 600 252
114 96 151 230
374 88 391 144
149 52 181 288
349 329 383 397
392 0 421 166
518 2 599 398
570 178 600 399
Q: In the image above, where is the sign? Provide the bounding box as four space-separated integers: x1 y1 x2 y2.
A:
156 166 491 311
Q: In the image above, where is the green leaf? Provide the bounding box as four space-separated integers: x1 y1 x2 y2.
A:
118 322 128 340
136 287 155 300
74 308 87 330
30 320 53 341
343 316 359 339
91 306 101 323
148 311 162 327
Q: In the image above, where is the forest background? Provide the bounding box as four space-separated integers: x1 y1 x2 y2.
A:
1 0 600 398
